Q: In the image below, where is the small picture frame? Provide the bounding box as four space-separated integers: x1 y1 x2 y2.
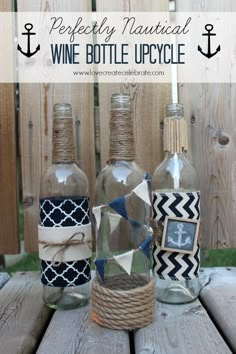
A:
161 216 200 254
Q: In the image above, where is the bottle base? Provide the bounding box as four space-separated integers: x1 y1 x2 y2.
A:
43 283 90 310
155 278 200 304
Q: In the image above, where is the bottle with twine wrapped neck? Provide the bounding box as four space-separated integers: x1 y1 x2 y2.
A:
38 103 91 310
92 93 155 330
152 103 201 304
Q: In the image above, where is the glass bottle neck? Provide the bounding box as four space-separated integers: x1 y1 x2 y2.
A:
164 151 189 159
107 159 135 166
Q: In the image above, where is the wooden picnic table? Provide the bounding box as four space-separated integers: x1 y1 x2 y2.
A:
0 268 235 354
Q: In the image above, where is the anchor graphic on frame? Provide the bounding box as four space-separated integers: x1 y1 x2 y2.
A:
198 24 221 59
17 23 40 58
168 223 191 248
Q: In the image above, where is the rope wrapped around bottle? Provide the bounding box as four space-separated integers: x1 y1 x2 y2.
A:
92 274 155 330
109 110 135 161
52 117 75 163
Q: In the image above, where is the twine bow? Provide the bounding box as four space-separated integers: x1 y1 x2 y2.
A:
39 231 92 266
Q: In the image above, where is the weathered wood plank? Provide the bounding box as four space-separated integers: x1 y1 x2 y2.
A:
18 0 95 252
200 267 236 353
0 0 19 254
96 0 171 172
135 299 231 354
0 273 10 289
0 272 53 354
36 305 130 354
176 0 236 248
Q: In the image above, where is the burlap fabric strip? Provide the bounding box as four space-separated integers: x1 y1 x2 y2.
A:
91 274 155 330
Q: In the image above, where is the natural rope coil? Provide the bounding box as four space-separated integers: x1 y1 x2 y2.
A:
52 117 75 163
91 274 155 330
109 110 135 161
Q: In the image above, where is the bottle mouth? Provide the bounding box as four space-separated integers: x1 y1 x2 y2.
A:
111 93 131 111
166 103 184 118
53 103 72 118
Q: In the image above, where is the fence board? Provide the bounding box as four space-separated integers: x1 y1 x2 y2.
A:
96 0 171 174
176 0 236 249
19 1 95 252
0 0 19 254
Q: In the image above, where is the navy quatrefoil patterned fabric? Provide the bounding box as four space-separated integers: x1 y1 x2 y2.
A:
40 196 91 287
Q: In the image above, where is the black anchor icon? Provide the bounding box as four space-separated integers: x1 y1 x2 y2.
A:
17 23 40 58
198 24 221 59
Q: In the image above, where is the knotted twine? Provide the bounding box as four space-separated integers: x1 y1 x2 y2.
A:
52 117 75 163
92 274 155 330
39 232 92 266
109 110 135 161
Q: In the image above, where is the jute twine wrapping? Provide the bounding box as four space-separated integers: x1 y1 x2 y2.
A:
163 116 188 154
52 117 75 163
109 110 135 161
91 274 155 330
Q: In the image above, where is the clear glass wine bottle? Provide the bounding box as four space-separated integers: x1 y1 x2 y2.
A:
152 103 201 304
39 103 91 310
95 93 151 286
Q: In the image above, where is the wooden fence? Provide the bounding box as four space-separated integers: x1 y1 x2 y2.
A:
0 0 235 254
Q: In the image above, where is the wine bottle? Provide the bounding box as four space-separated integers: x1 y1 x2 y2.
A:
92 93 154 329
152 103 201 304
38 103 91 309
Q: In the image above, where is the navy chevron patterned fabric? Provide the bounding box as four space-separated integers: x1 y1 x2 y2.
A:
152 191 200 281
153 244 200 281
152 191 200 222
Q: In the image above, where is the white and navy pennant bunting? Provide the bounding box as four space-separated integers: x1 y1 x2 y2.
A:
113 250 134 276
94 234 152 282
93 179 151 230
